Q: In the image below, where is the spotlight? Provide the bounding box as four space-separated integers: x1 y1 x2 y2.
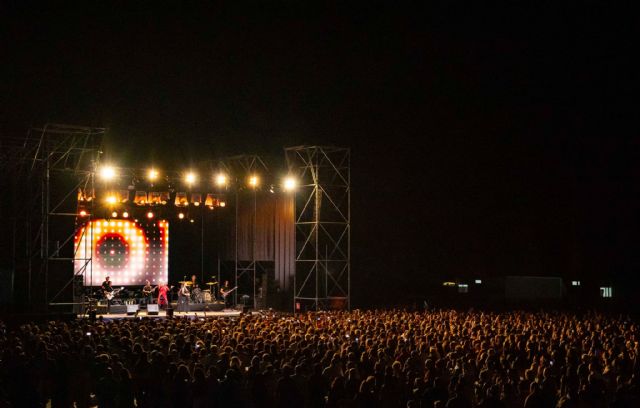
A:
178 212 185 219
190 219 195 223
248 175 259 188
79 210 88 217
111 211 118 218
147 211 154 219
220 201 226 207
185 172 197 186
105 195 117 204
283 176 297 192
215 174 227 187
99 165 116 181
148 168 159 181
122 211 129 218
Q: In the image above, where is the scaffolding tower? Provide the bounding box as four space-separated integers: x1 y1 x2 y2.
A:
2 124 104 311
285 146 350 311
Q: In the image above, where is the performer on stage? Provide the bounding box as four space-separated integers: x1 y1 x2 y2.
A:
178 282 190 313
220 280 233 309
189 274 200 303
142 280 155 305
157 281 170 309
101 276 113 314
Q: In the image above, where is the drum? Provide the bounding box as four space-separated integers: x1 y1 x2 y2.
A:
192 288 203 303
203 289 212 302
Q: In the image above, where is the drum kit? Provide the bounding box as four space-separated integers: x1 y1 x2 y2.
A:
178 280 217 303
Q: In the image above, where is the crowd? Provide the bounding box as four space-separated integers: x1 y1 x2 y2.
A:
1 309 639 407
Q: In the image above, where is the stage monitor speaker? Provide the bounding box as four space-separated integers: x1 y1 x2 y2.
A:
166 307 174 318
126 304 139 315
147 304 159 315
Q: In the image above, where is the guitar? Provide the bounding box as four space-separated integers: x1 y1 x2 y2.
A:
142 286 157 296
179 285 191 297
104 287 124 300
221 286 238 299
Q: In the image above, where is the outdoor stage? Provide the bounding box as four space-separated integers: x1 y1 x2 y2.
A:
7 130 350 314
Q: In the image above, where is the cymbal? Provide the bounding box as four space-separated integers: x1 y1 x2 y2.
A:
178 281 193 285
206 281 217 285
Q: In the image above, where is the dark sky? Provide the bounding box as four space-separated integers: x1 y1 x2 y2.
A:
2 3 637 305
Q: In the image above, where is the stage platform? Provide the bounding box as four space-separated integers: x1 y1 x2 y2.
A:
94 301 227 315
80 309 242 320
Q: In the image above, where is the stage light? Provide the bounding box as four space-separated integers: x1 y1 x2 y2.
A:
215 174 227 187
283 176 297 192
147 211 154 219
122 211 129 218
248 175 259 188
79 210 88 217
105 195 117 204
148 168 159 181
185 172 197 186
178 212 185 219
220 201 226 207
134 191 148 205
99 165 117 181
111 211 118 218
174 192 189 207
191 193 202 206
190 219 195 223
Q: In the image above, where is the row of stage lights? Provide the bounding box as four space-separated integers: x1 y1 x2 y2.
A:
98 165 298 191
78 209 203 223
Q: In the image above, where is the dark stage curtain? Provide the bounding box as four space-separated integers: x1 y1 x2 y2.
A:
274 194 295 290
223 192 294 289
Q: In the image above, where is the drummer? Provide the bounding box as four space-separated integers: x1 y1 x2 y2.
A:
189 274 199 289
189 274 200 302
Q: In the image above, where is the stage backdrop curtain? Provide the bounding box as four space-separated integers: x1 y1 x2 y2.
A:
223 192 294 289
274 194 295 290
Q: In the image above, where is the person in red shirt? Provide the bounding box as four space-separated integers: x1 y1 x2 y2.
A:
157 281 170 308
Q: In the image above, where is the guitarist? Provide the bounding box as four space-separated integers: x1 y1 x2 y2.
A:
177 283 190 313
142 280 156 305
220 280 234 309
101 276 113 314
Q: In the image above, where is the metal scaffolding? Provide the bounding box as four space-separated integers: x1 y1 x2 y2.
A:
2 124 104 311
218 154 270 308
285 146 350 311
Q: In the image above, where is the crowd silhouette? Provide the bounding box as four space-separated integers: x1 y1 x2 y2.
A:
1 309 638 407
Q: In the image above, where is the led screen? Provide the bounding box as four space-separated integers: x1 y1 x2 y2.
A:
74 219 169 286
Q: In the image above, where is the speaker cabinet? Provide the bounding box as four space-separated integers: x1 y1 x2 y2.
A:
147 304 159 315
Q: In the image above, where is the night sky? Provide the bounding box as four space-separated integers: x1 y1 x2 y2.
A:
2 3 637 306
